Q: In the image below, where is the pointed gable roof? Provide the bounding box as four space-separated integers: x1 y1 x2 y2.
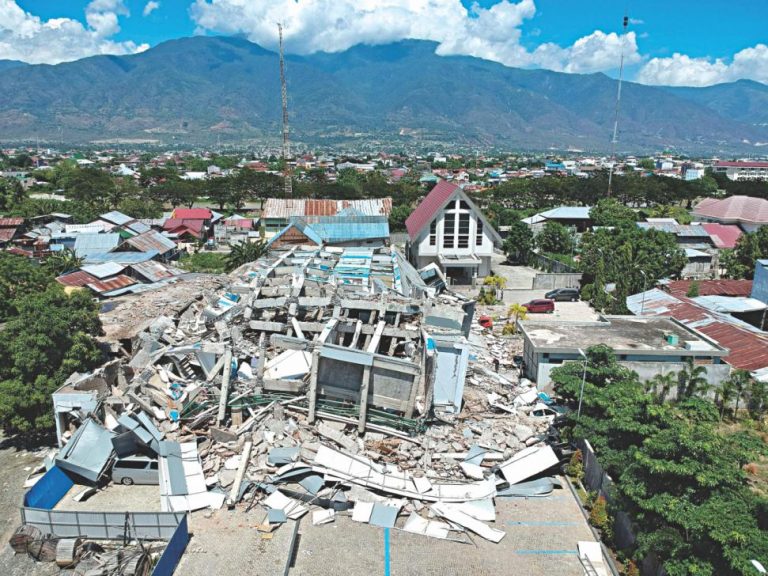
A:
405 179 502 246
405 180 460 239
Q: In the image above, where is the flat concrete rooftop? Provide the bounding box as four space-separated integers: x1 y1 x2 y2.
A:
520 315 728 355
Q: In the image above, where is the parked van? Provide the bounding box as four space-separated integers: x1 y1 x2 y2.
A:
112 456 159 485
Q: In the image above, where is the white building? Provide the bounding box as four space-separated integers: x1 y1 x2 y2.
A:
405 180 502 282
713 161 768 181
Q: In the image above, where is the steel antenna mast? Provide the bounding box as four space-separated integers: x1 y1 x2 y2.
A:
607 11 629 197
278 23 292 198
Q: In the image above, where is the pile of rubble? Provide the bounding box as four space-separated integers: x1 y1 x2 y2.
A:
39 244 565 546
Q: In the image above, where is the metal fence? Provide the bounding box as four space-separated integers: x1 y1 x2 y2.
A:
577 439 666 576
20 508 186 540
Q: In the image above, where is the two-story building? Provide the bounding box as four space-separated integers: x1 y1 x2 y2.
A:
405 180 502 282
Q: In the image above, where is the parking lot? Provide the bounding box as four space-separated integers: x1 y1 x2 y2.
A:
502 290 599 322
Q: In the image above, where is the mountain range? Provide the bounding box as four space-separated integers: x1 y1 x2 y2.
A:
0 36 766 152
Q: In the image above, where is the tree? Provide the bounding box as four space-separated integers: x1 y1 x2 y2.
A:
677 357 710 399
225 239 268 272
645 372 675 404
44 248 83 276
724 225 768 279
580 226 686 311
388 204 412 232
505 303 528 333
536 220 572 255
0 253 54 320
726 369 751 416
0 286 103 434
503 221 534 263
590 198 637 227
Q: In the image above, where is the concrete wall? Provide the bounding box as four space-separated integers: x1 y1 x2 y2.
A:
533 358 730 390
532 273 583 290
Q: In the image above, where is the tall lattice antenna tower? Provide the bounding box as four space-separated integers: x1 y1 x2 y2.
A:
607 12 629 197
278 23 292 197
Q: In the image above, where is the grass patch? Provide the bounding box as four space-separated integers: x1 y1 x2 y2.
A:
178 252 228 274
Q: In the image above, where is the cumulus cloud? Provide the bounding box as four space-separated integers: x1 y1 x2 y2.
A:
637 44 768 87
0 0 147 64
190 0 639 74
143 1 160 17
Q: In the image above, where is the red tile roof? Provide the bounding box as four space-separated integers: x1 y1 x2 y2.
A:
666 279 753 298
171 208 211 220
701 223 742 249
715 161 768 168
693 196 768 224
405 180 459 240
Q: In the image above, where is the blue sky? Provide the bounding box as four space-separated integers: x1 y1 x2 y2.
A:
5 0 768 87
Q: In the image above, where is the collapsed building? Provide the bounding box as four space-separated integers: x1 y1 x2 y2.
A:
33 243 570 558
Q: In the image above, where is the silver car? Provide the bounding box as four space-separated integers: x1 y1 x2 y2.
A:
112 456 159 485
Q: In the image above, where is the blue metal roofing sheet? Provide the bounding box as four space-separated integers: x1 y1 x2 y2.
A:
83 250 159 264
74 233 121 258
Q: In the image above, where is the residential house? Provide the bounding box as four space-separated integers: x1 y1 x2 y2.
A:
692 196 768 232
627 288 768 376
0 217 24 247
638 220 715 278
405 180 502 282
522 206 593 234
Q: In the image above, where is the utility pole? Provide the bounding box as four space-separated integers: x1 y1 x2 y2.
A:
278 23 292 197
607 12 629 197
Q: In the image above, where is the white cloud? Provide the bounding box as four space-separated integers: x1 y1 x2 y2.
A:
143 1 160 17
637 44 768 87
190 0 639 74
0 0 147 64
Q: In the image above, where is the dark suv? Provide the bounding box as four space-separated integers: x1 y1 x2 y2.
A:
545 288 580 302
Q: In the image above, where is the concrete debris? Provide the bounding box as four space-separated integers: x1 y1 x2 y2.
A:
36 244 570 546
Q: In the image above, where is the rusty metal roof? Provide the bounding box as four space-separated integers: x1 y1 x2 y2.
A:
0 217 24 227
57 270 137 294
628 288 768 372
262 198 392 219
0 227 17 242
130 261 182 283
666 279 753 298
125 230 177 255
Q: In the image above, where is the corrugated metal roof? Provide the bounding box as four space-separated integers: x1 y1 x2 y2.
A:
684 248 711 258
171 208 211 220
126 230 177 254
66 223 111 235
81 262 125 278
628 288 768 371
638 222 711 237
83 250 159 264
57 269 137 293
263 198 393 219
126 220 152 234
57 270 99 287
308 217 390 243
539 206 592 220
100 210 133 226
667 279 752 298
405 180 458 239
701 223 742 249
692 296 766 313
74 233 121 257
0 217 24 227
0 227 17 242
130 261 182 283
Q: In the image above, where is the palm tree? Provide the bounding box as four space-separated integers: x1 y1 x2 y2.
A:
45 248 83 276
505 303 528 334
646 372 675 404
225 239 268 272
718 378 735 421
677 358 710 399
728 369 751 416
